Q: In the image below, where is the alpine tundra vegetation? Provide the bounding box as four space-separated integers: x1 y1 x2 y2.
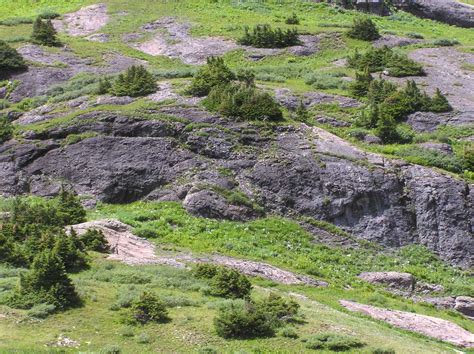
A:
0 0 473 352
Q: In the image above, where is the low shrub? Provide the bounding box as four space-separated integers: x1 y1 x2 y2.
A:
349 69 373 98
285 13 300 25
304 72 348 90
100 345 121 354
187 57 235 97
0 40 27 77
372 348 396 354
80 229 110 253
26 303 56 318
214 299 274 339
0 116 13 143
238 24 300 48
128 292 170 325
207 267 252 299
347 17 380 41
204 82 283 121
110 66 157 97
433 39 459 47
193 263 219 279
136 332 151 344
348 46 424 77
304 333 365 351
278 326 299 338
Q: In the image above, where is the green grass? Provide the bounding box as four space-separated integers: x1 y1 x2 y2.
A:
0 260 463 353
91 201 474 297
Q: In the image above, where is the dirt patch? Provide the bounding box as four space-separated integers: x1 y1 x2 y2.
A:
68 219 326 286
388 47 474 111
340 300 474 348
129 17 320 65
53 4 109 37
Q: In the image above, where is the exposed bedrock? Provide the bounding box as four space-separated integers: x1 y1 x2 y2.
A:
0 111 472 267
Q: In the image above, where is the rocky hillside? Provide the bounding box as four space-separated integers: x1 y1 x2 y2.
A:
0 0 473 352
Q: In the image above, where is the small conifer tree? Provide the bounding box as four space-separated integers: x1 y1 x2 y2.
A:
31 17 60 47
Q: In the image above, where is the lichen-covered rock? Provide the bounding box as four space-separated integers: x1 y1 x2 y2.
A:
455 296 474 318
358 272 415 291
0 111 472 268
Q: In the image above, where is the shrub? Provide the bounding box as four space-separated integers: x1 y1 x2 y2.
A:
350 69 373 98
31 17 60 47
193 263 219 279
433 39 459 47
26 303 56 318
80 229 110 253
285 13 300 25
372 348 396 354
204 82 283 121
187 57 235 97
278 326 299 338
128 292 170 324
260 293 300 324
136 332 151 344
304 333 365 351
52 232 89 272
111 66 157 97
348 46 424 77
97 78 112 95
8 251 81 310
238 24 300 48
295 101 310 122
0 40 27 77
367 78 397 105
56 188 87 225
347 17 380 41
376 113 399 144
208 267 252 299
0 116 13 143
214 299 274 339
429 88 452 113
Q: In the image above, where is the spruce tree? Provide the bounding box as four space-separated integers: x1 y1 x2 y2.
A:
375 112 399 144
0 40 27 76
429 88 452 113
31 17 60 47
347 17 380 41
56 188 86 226
350 69 373 98
8 251 80 309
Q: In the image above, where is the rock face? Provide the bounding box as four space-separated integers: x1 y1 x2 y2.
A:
358 272 415 291
0 109 472 268
340 300 474 348
401 0 474 28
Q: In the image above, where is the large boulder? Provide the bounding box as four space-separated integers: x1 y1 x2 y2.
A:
401 0 474 28
358 271 415 291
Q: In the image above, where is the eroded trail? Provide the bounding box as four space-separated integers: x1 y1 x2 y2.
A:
69 219 326 286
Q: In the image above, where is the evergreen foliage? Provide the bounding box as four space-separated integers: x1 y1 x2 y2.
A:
0 116 13 143
348 46 424 77
80 229 110 253
31 17 60 47
187 57 235 97
204 82 283 121
8 251 81 309
110 66 157 97
129 292 170 324
350 69 373 98
347 17 380 41
238 24 300 48
208 267 252 299
285 13 300 25
0 40 27 76
429 88 452 113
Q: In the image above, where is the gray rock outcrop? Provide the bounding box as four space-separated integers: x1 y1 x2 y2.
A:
0 110 472 268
